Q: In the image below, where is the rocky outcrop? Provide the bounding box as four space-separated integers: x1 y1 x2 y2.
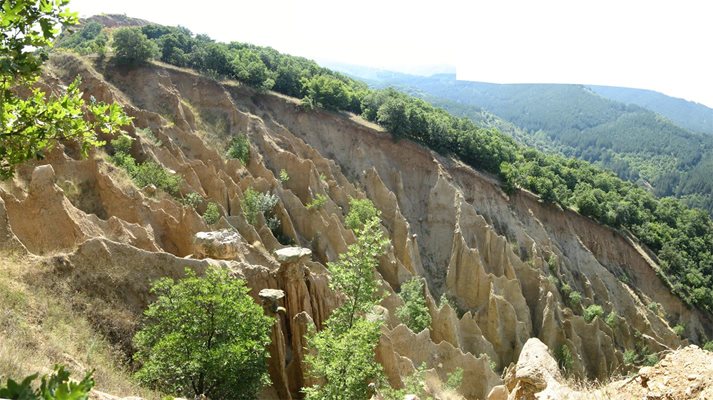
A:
385 325 501 400
274 246 312 264
0 196 25 253
193 229 243 259
1 51 709 399
503 338 563 400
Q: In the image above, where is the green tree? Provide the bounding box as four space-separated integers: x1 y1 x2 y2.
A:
111 27 158 66
304 216 388 400
301 74 353 111
133 268 273 399
231 49 273 89
376 96 409 137
324 217 388 329
303 318 383 400
0 0 130 178
189 42 231 77
396 277 432 333
344 197 380 231
56 21 108 55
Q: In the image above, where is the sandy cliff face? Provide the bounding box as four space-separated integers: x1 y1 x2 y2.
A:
1 53 710 399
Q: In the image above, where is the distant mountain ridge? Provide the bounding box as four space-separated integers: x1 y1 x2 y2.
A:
588 85 713 135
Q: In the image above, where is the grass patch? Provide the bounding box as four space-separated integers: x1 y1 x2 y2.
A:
554 344 574 374
110 136 182 197
0 252 160 398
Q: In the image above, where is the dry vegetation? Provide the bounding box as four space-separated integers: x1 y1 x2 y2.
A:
0 250 159 399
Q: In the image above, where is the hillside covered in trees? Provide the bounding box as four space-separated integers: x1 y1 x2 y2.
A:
334 69 713 214
53 17 713 312
588 85 713 135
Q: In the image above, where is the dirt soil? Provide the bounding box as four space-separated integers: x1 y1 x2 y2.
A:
594 346 713 399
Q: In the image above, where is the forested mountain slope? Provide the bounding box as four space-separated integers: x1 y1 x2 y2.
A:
333 68 713 214
588 85 713 135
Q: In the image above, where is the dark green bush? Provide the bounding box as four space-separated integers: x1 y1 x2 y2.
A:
227 134 250 165
57 21 108 55
203 202 220 225
554 344 574 373
395 277 432 333
111 27 158 66
583 304 604 323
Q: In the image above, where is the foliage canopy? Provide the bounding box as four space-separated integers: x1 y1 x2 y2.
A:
133 268 273 400
227 134 250 165
396 277 432 333
0 365 94 400
111 27 158 66
0 0 129 178
304 216 388 399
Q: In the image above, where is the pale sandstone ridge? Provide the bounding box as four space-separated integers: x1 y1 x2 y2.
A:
1 51 711 399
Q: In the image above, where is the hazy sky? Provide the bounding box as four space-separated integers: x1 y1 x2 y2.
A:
69 0 713 108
